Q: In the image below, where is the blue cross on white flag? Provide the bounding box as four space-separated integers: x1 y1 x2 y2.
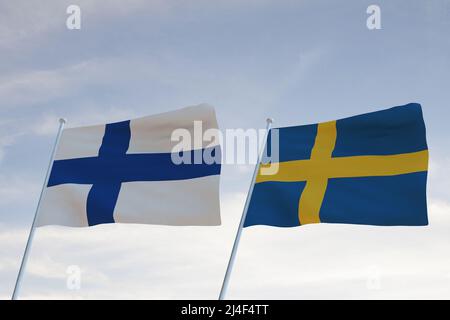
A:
37 104 221 227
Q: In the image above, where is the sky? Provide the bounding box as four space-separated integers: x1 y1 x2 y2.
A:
1 0 450 299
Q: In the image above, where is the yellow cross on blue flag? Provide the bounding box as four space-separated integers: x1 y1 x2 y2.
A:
245 103 429 227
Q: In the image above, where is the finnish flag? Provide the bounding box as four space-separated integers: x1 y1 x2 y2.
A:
37 104 221 227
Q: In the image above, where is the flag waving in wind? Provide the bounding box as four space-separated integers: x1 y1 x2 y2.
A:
37 104 221 227
244 103 429 227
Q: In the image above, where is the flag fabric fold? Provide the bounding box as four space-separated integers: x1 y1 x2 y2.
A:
244 103 429 227
37 104 221 227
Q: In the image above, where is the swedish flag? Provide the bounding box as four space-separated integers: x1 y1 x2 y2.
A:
245 103 429 227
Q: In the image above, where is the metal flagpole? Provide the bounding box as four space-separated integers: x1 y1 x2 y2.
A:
12 118 66 300
219 118 273 300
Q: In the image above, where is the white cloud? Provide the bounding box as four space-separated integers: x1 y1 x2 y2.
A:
0 192 246 299
0 0 449 301
0 195 449 300
0 174 40 207
33 107 139 136
428 199 450 223
0 60 114 109
0 0 170 49
428 156 450 200
0 0 284 50
0 134 15 163
0 120 24 163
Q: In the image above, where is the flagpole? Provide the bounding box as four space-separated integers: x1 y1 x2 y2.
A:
219 118 273 300
12 118 66 300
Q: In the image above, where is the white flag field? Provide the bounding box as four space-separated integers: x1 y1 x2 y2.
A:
37 104 222 227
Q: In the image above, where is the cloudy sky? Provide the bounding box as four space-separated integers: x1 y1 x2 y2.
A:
1 0 450 299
